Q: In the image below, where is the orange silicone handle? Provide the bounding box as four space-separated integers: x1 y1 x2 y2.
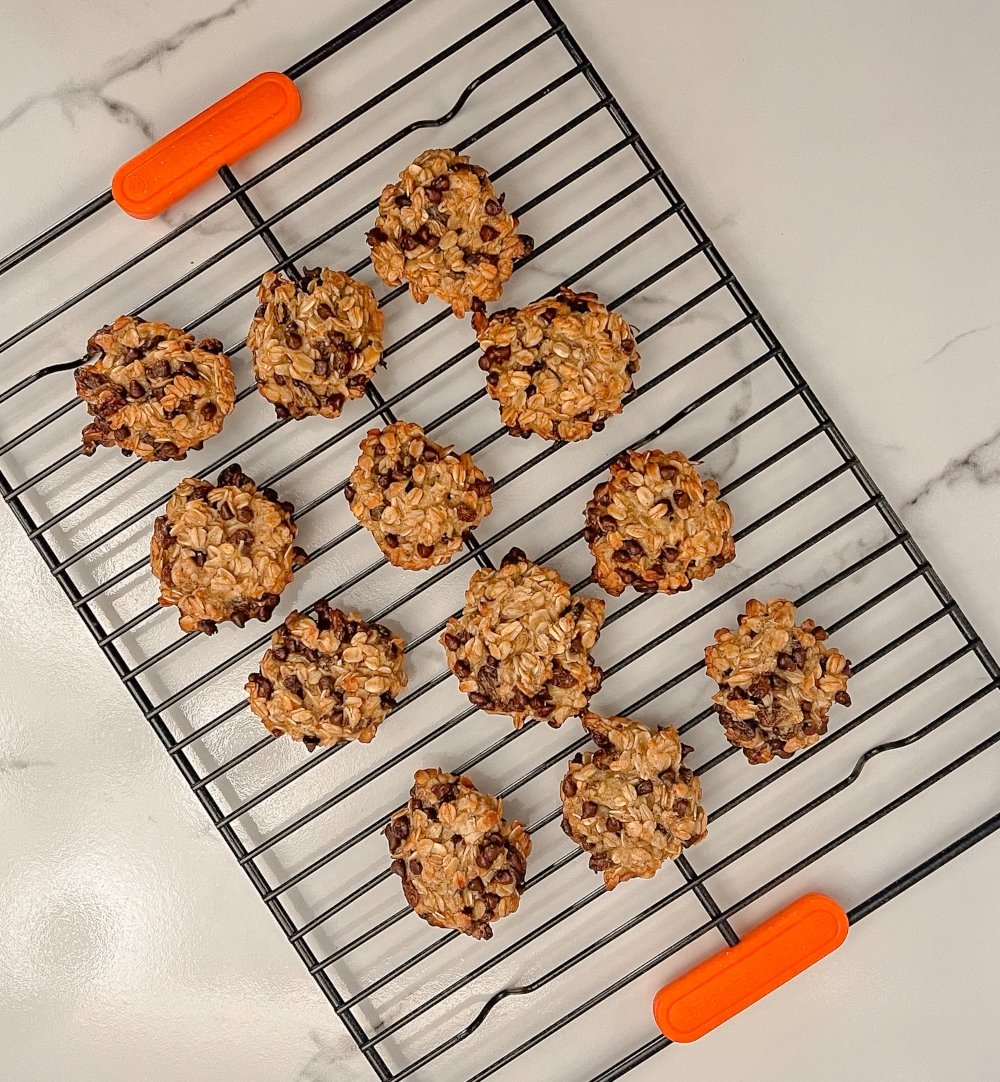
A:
112 71 301 219
653 893 848 1042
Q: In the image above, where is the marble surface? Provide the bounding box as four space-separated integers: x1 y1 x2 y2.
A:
1 1 999 1080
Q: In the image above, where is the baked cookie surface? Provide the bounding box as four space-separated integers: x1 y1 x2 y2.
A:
705 598 852 764
385 767 531 940
76 315 235 460
441 549 605 728
247 268 383 419
367 148 529 317
346 420 493 570
585 449 734 595
561 711 707 889
474 287 638 441
247 601 406 748
151 464 306 634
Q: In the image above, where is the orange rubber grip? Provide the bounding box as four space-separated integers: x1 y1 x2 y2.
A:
653 893 849 1042
112 71 301 219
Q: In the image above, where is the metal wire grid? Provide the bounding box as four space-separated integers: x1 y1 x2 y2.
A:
1 1 999 1079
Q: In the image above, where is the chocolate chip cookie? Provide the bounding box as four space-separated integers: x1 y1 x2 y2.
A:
367 148 530 317
441 548 606 728
560 711 707 889
246 601 406 748
705 598 852 764
385 767 531 940
585 449 735 596
151 464 307 634
473 286 638 441
247 267 383 419
346 420 493 570
76 315 235 460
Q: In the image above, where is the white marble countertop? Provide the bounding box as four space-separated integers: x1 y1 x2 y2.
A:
2 2 999 1080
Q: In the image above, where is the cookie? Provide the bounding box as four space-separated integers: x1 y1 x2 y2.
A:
151 464 307 634
584 449 735 596
441 548 605 728
76 315 236 460
246 601 406 749
367 148 530 317
560 712 707 889
247 267 383 419
473 286 638 442
346 420 493 570
385 768 531 940
705 598 852 764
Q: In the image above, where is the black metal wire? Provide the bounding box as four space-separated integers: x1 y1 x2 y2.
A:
1 3 998 1080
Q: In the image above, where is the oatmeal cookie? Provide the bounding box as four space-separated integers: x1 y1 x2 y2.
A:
346 420 493 570
705 598 852 764
247 267 383 420
75 315 235 460
385 767 531 940
585 449 735 596
441 548 605 728
474 286 638 442
246 601 406 749
560 712 707 889
151 464 307 634
367 148 530 317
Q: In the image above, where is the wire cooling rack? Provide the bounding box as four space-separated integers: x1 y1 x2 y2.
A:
2 2 999 1078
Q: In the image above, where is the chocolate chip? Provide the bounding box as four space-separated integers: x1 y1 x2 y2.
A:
127 380 144 399
191 550 206 567
581 800 598 818
480 224 498 242
484 198 501 216
635 779 654 796
424 186 442 204
455 658 471 678
673 490 691 509
199 337 223 354
366 228 387 247
416 543 435 559
835 690 852 707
